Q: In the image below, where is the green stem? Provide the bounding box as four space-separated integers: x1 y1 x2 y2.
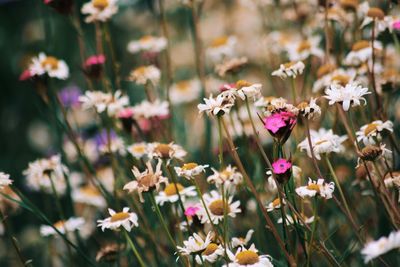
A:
124 230 146 267
217 116 224 167
306 198 319 267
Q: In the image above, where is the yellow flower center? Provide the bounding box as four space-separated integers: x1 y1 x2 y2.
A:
54 220 65 229
297 41 311 53
283 61 296 68
164 183 184 196
272 198 281 207
297 101 309 111
352 40 369 51
182 162 198 170
140 35 154 43
93 0 109 10
202 243 219 256
110 212 130 222
134 66 147 75
367 8 385 20
176 81 190 91
211 36 229 47
209 199 229 216
307 183 320 192
80 185 101 196
41 57 59 70
317 63 336 78
131 145 146 154
236 250 259 265
155 144 172 158
331 74 350 86
236 80 252 89
364 123 378 135
315 139 328 145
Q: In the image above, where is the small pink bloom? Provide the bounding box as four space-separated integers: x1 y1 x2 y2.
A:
43 0 52 4
184 206 200 217
272 158 292 174
19 69 33 81
117 107 134 119
264 114 286 134
393 21 400 30
220 83 236 92
84 54 106 68
157 114 170 120
137 118 151 132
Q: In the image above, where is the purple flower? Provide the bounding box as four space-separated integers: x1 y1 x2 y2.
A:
95 130 117 148
58 85 82 108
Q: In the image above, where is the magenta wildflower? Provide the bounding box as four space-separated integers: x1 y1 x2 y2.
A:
272 158 292 184
263 111 297 144
184 206 200 217
44 0 73 15
83 54 106 79
392 20 400 31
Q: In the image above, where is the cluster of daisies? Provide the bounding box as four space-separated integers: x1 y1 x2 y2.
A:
4 0 400 266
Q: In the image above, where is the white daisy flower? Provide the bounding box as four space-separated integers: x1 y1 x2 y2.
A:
127 35 167 54
266 197 285 212
123 159 168 202
131 99 169 119
195 242 224 264
343 40 382 66
312 66 357 93
148 142 187 162
72 184 106 208
0 172 12 190
235 80 262 101
231 229 255 248
206 36 237 62
198 190 241 224
298 128 347 160
361 230 400 263
40 217 85 237
29 53 69 80
356 120 394 146
169 79 201 105
297 97 321 120
360 8 394 34
97 207 139 232
324 82 371 111
177 232 212 255
271 61 305 79
155 183 196 206
207 165 243 187
81 0 118 23
295 178 335 199
198 94 235 117
129 65 161 85
79 90 129 116
286 36 324 61
223 244 273 267
127 142 149 159
174 163 209 180
23 154 69 195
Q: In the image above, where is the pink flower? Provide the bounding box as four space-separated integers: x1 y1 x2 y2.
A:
84 54 106 68
184 206 200 217
220 83 236 92
117 107 134 119
264 114 286 134
393 20 400 30
272 158 292 174
19 69 33 81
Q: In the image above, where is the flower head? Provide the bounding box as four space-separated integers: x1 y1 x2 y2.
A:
129 65 161 85
224 244 273 267
361 231 400 263
174 163 209 180
28 53 69 80
198 190 241 224
356 120 393 146
295 178 335 199
81 0 118 23
97 207 139 232
324 82 371 111
40 217 85 236
198 94 234 117
264 111 297 144
0 172 13 190
123 160 168 202
272 61 305 79
127 35 167 54
177 232 213 256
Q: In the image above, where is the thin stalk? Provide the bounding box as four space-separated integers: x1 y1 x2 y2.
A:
124 230 146 267
217 116 224 167
220 119 296 266
306 198 319 267
221 184 229 263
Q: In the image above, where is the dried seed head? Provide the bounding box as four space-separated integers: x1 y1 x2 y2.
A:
359 145 382 161
367 8 385 20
